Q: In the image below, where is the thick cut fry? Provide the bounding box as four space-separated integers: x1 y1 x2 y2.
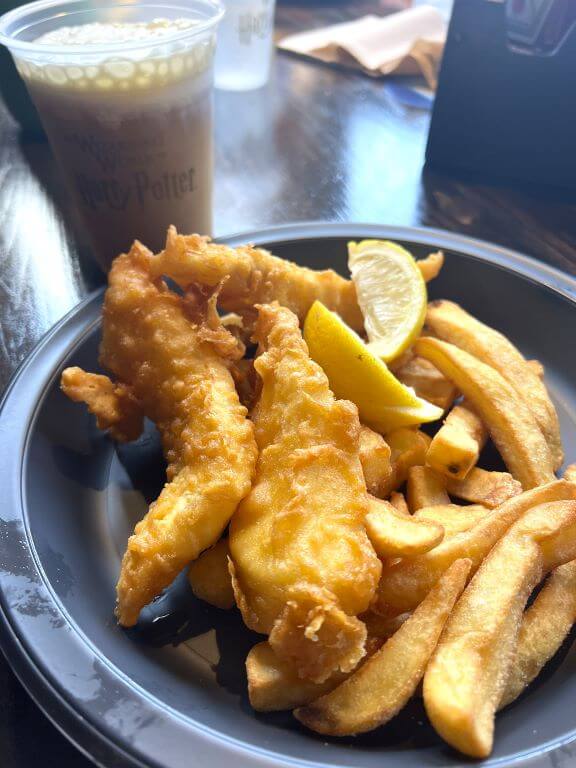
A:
365 497 444 558
295 559 471 736
387 350 412 372
415 337 555 489
359 426 393 498
414 504 489 537
152 227 365 331
229 304 381 683
426 402 488 480
247 642 347 712
393 355 458 411
375 481 576 614
187 539 234 610
445 467 522 509
500 560 576 708
361 610 411 640
417 250 444 282
61 367 143 442
247 635 386 713
384 428 431 494
65 244 258 627
565 464 576 483
407 466 450 512
426 301 563 468
390 491 410 516
424 501 576 759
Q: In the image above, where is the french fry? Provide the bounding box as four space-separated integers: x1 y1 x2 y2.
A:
246 642 347 712
414 504 489 537
387 350 413 373
375 480 576 614
359 425 392 498
247 636 387 713
417 251 444 282
393 355 458 411
445 467 522 509
361 610 411 640
426 402 488 480
415 337 555 489
425 301 563 469
407 466 450 512
187 539 235 610
365 497 444 558
295 559 471 736
424 500 576 759
384 428 431 494
564 464 576 483
389 491 410 517
500 560 576 709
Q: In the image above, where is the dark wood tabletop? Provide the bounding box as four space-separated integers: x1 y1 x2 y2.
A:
1 1 576 765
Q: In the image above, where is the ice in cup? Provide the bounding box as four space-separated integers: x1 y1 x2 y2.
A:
0 0 223 270
215 0 276 91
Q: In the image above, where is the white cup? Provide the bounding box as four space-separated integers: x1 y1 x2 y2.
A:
0 0 223 270
215 0 276 91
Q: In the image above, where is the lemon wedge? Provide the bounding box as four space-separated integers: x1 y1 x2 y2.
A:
303 301 443 432
348 239 427 362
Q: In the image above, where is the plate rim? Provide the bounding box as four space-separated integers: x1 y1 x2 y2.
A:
1 222 576 768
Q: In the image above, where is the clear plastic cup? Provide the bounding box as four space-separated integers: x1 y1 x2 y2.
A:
0 0 223 270
215 0 276 91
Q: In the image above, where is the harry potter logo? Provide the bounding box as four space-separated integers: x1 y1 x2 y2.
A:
237 8 273 45
76 167 196 211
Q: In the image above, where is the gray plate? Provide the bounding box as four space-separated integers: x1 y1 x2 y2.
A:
1 223 576 768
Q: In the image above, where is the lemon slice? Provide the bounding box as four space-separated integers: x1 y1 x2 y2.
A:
303 301 443 432
348 240 427 362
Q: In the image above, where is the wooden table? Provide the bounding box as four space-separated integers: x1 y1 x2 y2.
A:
1 1 576 765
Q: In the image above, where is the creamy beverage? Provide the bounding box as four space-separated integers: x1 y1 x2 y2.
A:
1 4 223 269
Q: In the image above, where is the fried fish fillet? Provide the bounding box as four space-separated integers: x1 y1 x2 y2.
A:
229 303 381 683
62 242 257 626
61 367 143 442
151 230 444 333
150 227 365 331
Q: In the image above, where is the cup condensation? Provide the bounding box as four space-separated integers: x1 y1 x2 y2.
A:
0 0 223 269
215 0 276 91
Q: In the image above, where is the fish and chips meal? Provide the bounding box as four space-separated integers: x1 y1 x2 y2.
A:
61 231 576 759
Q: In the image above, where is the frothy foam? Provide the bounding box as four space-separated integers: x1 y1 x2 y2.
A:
34 18 197 46
17 18 213 90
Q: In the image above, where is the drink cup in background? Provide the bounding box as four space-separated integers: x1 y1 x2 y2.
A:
215 0 276 90
0 0 223 271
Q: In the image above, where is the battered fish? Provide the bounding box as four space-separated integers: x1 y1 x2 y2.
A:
150 227 365 331
229 303 382 683
62 242 257 626
61 367 143 443
151 230 443 334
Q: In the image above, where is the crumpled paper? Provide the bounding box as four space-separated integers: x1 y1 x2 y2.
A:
278 6 447 89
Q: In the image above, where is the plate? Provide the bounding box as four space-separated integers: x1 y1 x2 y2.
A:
1 223 576 768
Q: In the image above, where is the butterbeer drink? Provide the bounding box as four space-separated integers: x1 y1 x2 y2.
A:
0 2 223 269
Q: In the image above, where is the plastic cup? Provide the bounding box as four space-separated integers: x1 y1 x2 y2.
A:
0 0 223 270
215 0 276 91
